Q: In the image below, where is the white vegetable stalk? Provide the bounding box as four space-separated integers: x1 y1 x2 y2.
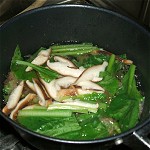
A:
48 99 99 113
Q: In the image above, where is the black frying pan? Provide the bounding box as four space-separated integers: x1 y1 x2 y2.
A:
0 4 150 150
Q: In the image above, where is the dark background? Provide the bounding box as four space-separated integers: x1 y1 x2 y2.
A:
0 0 150 28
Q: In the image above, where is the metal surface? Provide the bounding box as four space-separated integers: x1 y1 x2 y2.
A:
133 132 150 149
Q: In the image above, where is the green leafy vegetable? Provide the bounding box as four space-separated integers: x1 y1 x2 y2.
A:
51 43 99 56
98 71 119 96
73 53 109 68
36 116 81 137
10 45 37 80
107 54 116 73
119 64 143 101
106 64 143 131
4 43 143 140
16 60 59 82
119 100 139 131
106 94 133 120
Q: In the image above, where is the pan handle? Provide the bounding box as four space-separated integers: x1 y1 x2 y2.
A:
119 122 150 149
133 131 150 148
132 122 150 149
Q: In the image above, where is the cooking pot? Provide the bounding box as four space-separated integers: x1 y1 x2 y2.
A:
0 4 150 150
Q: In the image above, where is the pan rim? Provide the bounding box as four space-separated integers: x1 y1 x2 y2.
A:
0 4 150 35
0 111 150 144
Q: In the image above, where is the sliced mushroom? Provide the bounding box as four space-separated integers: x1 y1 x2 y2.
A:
41 76 77 100
122 59 133 65
26 80 36 92
33 79 50 106
26 48 51 72
10 93 36 120
75 61 108 84
54 56 77 68
47 60 84 77
76 80 105 92
57 88 77 98
42 79 57 100
22 104 39 110
76 88 97 95
45 99 52 107
2 81 24 115
55 76 77 88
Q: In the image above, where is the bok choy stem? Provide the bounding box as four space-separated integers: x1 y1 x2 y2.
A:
48 100 99 113
52 48 99 56
51 43 93 49
128 64 136 95
18 109 72 117
107 54 115 73
51 43 99 56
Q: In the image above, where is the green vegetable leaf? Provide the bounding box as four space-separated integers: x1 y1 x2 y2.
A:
99 71 119 96
106 93 140 131
106 94 133 119
10 45 37 80
119 64 143 101
78 120 109 140
36 115 81 137
16 60 59 82
74 54 109 68
17 109 72 130
119 100 139 131
107 54 124 76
